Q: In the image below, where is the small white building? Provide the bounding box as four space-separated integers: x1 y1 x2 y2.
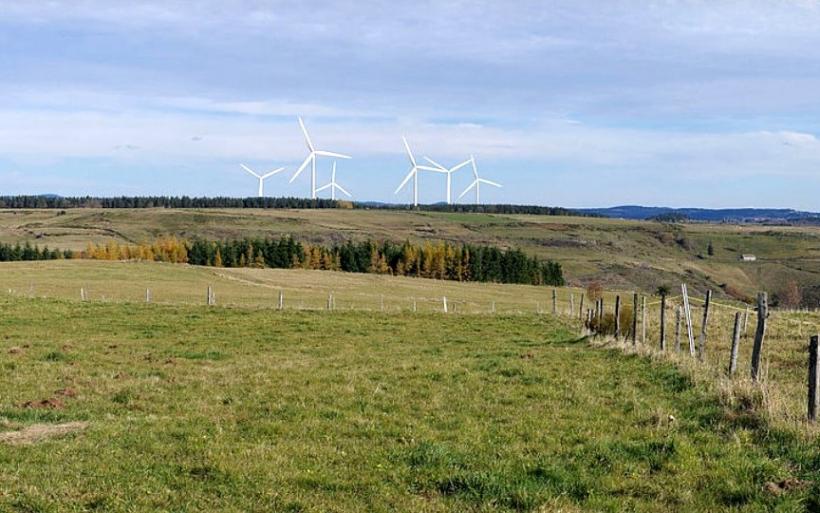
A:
740 254 757 262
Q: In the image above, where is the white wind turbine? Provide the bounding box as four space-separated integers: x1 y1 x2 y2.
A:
315 161 351 200
239 164 285 197
458 155 502 204
290 117 351 199
394 137 442 207
423 156 472 204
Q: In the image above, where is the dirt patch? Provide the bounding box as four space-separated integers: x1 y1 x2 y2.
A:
0 422 88 446
21 397 64 409
7 346 22 354
764 478 809 496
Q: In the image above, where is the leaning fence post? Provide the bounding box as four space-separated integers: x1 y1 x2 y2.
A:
614 295 621 339
728 312 742 376
809 335 819 422
698 290 712 361
631 293 638 346
751 292 768 381
278 290 284 310
552 289 557 315
682 284 695 355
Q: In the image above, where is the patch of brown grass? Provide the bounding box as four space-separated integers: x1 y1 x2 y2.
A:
0 422 88 445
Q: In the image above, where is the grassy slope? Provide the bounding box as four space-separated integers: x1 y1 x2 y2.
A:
2 208 820 296
1 298 817 512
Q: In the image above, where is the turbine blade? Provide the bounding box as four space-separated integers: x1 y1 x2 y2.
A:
298 117 314 151
470 155 478 179
315 150 351 159
261 167 285 179
479 179 502 188
394 169 416 194
416 165 442 172
240 164 260 178
458 180 478 200
335 184 352 197
450 159 471 173
423 156 447 170
315 183 331 193
402 136 416 166
290 155 312 183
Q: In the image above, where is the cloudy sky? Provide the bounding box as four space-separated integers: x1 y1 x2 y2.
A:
2 1 820 208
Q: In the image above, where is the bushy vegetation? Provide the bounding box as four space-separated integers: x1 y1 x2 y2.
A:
0 242 71 261
186 237 565 286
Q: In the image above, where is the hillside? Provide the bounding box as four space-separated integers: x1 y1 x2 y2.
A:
2 208 820 300
579 205 820 223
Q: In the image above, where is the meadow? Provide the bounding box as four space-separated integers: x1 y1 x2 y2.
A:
2 207 820 298
1 294 819 512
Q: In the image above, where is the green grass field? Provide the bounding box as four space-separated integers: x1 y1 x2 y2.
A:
3 207 820 297
2 296 819 512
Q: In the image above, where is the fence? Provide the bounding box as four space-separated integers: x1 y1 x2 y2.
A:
581 285 820 424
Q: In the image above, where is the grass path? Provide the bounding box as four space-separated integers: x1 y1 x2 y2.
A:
1 298 818 511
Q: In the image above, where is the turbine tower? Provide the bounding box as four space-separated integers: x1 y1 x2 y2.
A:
423 156 471 204
458 155 502 204
290 117 351 199
394 137 441 207
239 164 285 197
315 161 351 200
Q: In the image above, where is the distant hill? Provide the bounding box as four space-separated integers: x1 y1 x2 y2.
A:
577 205 820 223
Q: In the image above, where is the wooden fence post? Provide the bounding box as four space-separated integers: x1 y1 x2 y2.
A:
579 293 585 320
278 290 284 310
146 288 151 303
641 296 647 344
327 292 333 311
207 285 214 306
698 290 712 361
682 284 695 355
614 295 621 339
743 306 750 337
674 306 682 352
728 312 742 376
412 297 417 313
569 293 575 317
598 298 604 323
442 296 448 314
552 289 557 315
809 335 819 422
751 292 768 381
631 293 638 346
659 293 667 351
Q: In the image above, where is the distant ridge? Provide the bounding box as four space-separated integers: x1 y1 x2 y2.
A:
578 205 820 223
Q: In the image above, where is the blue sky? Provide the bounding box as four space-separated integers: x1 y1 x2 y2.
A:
2 1 820 209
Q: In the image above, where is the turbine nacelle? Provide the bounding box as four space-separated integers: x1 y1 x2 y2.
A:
291 117 352 199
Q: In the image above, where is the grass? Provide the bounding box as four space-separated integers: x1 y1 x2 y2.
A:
2 207 820 296
0 296 819 511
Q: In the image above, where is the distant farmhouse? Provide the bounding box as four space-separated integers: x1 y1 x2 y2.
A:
740 254 757 262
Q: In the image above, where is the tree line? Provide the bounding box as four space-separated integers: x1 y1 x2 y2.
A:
0 195 589 216
0 237 564 286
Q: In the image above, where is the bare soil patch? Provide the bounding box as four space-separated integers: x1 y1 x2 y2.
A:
0 422 88 445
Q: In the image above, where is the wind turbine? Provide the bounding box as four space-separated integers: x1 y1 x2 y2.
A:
315 161 351 200
423 156 472 204
458 155 502 204
239 164 285 197
290 117 351 199
394 137 441 207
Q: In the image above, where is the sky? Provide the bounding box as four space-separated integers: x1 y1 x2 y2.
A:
2 1 820 209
